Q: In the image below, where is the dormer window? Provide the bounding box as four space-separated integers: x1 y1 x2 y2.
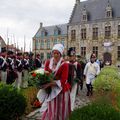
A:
41 31 44 37
105 0 113 18
45 31 48 36
82 5 88 22
58 30 61 35
54 30 57 35
83 15 87 21
54 26 61 35
106 11 111 17
41 29 48 37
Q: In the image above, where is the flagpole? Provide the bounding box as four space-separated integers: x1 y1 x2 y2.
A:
30 40 31 52
6 28 9 51
17 40 18 53
13 34 16 54
24 35 26 53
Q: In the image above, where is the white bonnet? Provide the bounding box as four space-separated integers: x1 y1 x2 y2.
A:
52 44 64 55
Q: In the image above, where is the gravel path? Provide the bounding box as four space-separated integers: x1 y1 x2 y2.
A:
23 83 90 120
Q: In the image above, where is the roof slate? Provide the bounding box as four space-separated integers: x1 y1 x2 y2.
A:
69 0 120 24
34 24 68 38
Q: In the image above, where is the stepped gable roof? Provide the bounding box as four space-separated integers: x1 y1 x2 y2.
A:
69 0 120 24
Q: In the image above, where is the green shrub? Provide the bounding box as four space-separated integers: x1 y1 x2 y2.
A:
21 86 39 114
93 66 120 111
94 66 120 93
70 102 120 120
0 84 27 120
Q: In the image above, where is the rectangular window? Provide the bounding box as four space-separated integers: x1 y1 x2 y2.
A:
40 53 44 60
40 39 44 49
81 47 86 57
53 39 57 45
107 11 111 17
93 27 98 40
35 39 39 49
118 25 120 38
83 15 87 21
105 26 111 39
81 28 86 40
46 39 50 49
47 53 51 59
71 30 76 41
61 39 65 46
117 46 120 60
93 46 98 57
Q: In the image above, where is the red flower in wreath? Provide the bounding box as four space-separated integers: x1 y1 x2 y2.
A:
32 72 37 77
33 100 41 107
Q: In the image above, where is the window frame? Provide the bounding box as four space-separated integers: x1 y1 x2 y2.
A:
81 47 86 57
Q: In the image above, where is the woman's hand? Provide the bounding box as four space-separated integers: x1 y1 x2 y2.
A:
44 71 50 75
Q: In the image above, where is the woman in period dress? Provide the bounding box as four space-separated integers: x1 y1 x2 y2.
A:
38 44 71 120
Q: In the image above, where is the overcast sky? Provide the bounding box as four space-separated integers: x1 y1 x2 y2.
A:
0 0 86 51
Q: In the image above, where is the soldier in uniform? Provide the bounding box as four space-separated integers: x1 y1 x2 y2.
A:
22 52 30 88
34 53 42 69
14 52 23 89
67 47 82 111
0 47 7 84
29 52 35 71
6 50 16 84
76 55 86 90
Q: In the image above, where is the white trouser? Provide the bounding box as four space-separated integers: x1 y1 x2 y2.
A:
86 74 95 84
22 70 29 88
1 71 7 84
15 72 22 89
70 83 77 111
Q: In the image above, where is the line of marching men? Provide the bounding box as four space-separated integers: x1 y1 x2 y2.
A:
0 48 42 89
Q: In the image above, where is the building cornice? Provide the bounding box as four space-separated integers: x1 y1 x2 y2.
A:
68 17 120 26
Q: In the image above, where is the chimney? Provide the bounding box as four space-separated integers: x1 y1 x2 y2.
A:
76 0 80 4
40 22 43 28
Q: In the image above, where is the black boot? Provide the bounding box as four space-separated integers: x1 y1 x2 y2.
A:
80 80 83 90
86 84 90 96
90 84 93 96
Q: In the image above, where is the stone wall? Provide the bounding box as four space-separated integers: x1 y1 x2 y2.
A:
68 19 120 64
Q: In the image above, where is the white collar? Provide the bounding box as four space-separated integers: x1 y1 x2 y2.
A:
49 57 63 73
